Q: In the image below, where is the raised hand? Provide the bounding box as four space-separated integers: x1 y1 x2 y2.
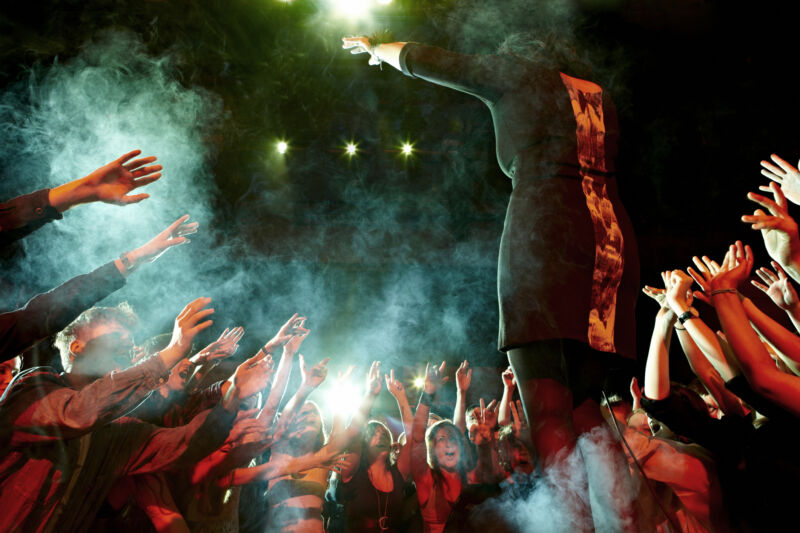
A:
665 269 695 314
509 400 528 439
688 255 723 305
300 355 329 390
502 366 516 389
455 360 472 392
341 36 381 65
752 261 800 311
49 150 163 211
124 215 198 271
191 326 244 365
160 297 215 366
265 314 309 354
630 376 643 410
709 241 754 292
384 369 406 401
760 154 800 206
423 361 448 395
470 398 498 446
365 360 382 396
229 351 275 402
642 271 670 309
742 182 800 269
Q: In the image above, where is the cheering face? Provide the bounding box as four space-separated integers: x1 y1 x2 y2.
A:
71 323 135 377
0 356 22 395
512 443 534 475
365 425 392 465
432 427 461 472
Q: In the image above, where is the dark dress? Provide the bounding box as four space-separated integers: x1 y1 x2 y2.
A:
399 44 638 358
333 463 407 532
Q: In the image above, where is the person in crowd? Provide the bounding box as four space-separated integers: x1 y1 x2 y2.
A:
0 214 197 364
0 296 272 531
410 362 471 533
0 354 21 396
342 34 639 531
633 284 731 532
328 368 413 533
0 149 162 248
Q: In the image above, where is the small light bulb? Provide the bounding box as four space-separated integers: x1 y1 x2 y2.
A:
276 141 288 154
401 143 413 156
346 143 357 155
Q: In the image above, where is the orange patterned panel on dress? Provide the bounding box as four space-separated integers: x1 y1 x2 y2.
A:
560 72 625 353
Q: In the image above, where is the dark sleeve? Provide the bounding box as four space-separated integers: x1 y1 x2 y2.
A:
135 380 224 427
725 375 797 423
122 405 237 475
0 261 125 362
2 355 169 447
0 189 63 248
398 43 512 102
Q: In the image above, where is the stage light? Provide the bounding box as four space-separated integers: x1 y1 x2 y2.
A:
276 141 288 154
325 382 363 418
401 143 413 156
345 142 357 156
413 377 425 389
330 0 370 17
376 0 392 4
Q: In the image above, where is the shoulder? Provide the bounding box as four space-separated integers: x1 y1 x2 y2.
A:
0 366 65 405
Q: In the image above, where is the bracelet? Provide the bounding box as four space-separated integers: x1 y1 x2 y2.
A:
118 252 138 273
710 288 737 296
419 391 435 407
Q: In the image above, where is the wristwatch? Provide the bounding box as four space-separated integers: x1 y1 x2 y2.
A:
678 307 699 325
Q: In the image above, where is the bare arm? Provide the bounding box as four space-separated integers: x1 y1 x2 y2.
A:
453 360 471 433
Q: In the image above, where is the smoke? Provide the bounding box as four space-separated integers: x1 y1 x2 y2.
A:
470 426 636 532
0 28 223 322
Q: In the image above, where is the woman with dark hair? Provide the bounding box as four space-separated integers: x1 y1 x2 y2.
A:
343 33 639 531
327 368 414 533
410 363 473 533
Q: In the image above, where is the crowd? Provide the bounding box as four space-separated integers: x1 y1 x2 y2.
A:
3 148 800 533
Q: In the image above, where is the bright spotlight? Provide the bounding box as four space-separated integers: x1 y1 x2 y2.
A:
345 143 357 156
276 141 288 155
401 143 413 156
376 0 392 4
413 377 425 389
326 382 363 418
331 0 370 17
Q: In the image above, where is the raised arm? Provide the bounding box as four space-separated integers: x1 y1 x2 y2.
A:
667 269 739 381
642 273 676 400
271 354 328 439
125 349 274 476
411 361 447 504
0 150 162 248
3 298 214 446
260 315 309 423
385 368 413 478
498 366 516 427
742 182 800 283
453 360 471 433
342 37 508 101
710 241 800 416
0 215 198 364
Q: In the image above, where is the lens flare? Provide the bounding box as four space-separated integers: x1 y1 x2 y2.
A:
401 143 413 156
345 142 357 156
330 0 370 17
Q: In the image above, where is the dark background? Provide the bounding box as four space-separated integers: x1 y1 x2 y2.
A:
1 0 797 410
